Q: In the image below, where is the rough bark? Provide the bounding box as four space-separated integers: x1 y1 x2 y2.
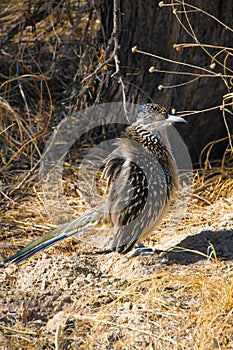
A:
95 0 233 164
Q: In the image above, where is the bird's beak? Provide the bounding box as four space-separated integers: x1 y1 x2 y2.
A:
167 114 186 123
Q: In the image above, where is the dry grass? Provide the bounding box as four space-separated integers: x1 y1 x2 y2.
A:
1 172 233 349
1 1 233 349
74 264 233 349
0 1 100 197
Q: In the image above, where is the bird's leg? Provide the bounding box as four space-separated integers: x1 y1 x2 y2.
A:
126 243 164 258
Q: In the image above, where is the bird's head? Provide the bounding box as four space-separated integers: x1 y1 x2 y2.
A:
136 104 186 129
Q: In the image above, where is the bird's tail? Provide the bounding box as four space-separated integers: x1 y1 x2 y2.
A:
3 210 99 264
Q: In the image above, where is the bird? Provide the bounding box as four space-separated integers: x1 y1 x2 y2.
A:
3 104 186 264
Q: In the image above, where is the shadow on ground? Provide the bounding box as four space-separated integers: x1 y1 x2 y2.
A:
165 229 233 265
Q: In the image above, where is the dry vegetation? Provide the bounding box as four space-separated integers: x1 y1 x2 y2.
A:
1 1 233 349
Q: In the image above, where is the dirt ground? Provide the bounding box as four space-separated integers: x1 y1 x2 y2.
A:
1 2 233 349
1 189 233 349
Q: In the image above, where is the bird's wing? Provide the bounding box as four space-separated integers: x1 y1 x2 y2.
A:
102 138 168 253
103 157 148 225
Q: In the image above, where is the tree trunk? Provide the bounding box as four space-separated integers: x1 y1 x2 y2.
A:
95 0 233 164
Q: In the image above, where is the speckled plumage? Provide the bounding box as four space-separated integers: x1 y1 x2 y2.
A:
104 104 179 253
4 104 183 264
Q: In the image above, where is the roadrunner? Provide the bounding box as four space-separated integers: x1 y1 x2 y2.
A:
4 104 185 264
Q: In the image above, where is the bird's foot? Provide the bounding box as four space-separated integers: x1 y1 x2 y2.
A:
126 244 164 258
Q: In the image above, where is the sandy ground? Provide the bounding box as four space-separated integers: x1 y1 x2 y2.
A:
1 193 233 349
